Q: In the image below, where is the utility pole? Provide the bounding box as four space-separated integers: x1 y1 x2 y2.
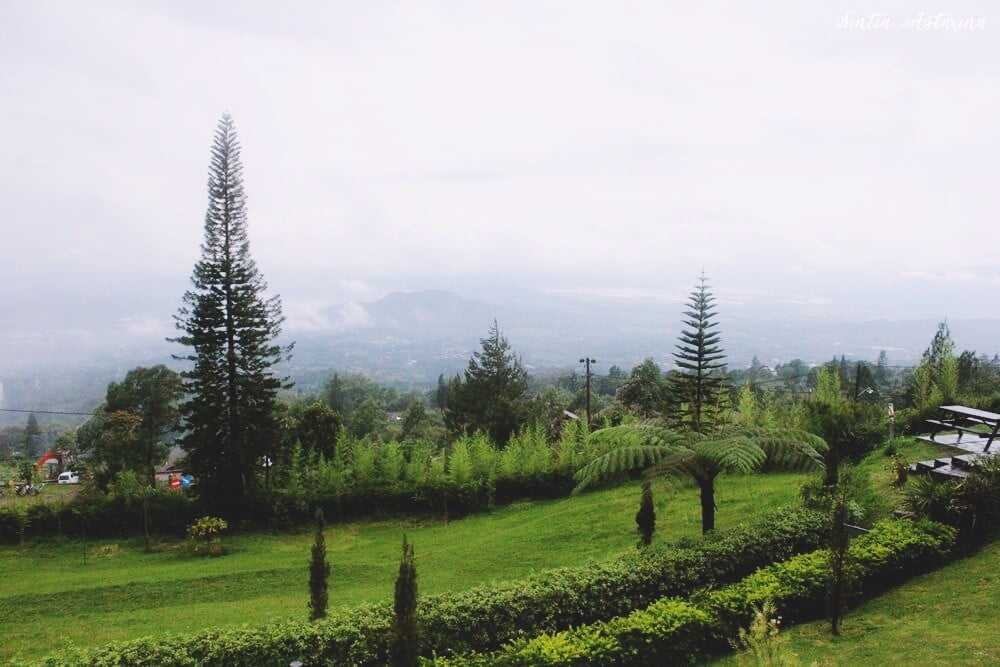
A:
579 357 596 430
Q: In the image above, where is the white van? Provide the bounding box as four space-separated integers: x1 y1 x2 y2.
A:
57 471 80 484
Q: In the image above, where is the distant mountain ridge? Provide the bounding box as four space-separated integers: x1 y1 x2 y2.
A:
3 288 1000 419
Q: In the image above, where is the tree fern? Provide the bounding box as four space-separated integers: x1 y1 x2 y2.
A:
574 420 826 532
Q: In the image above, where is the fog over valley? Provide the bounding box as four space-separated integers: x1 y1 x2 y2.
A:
2 2 998 416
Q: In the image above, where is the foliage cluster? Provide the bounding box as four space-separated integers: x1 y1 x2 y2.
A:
273 422 592 524
434 518 956 666
903 452 1000 542
1 421 596 542
38 507 826 666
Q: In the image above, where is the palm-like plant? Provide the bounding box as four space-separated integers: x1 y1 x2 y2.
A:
574 421 827 533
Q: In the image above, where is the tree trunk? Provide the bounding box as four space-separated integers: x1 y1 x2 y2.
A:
698 478 715 533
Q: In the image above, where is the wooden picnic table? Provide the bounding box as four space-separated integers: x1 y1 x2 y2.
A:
927 405 1000 451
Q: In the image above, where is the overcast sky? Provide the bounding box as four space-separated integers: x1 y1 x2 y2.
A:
2 1 998 338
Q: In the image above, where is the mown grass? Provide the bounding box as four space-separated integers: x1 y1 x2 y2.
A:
1 471 809 662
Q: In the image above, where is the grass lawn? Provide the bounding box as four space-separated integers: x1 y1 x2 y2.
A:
708 539 1000 666
1 471 809 662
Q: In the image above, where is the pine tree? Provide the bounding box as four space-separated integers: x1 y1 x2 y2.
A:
171 114 291 517
670 273 726 432
445 321 528 445
24 413 43 458
391 535 419 667
434 374 448 409
308 509 330 621
635 479 655 547
875 350 890 389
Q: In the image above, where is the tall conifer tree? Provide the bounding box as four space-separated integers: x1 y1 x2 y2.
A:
670 273 726 432
24 413 43 458
172 114 290 516
445 321 528 445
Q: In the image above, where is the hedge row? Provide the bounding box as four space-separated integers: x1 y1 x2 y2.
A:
434 518 957 666
0 491 199 544
33 506 827 666
0 472 578 544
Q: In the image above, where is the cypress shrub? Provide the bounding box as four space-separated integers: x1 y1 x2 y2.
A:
308 509 330 621
391 535 419 667
635 480 655 548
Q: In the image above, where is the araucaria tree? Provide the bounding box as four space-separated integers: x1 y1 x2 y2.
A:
172 114 291 517
445 320 529 446
670 273 726 432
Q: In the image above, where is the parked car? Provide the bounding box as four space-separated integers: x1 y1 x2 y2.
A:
57 471 80 484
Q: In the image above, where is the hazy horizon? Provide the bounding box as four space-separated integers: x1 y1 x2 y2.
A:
2 2 998 375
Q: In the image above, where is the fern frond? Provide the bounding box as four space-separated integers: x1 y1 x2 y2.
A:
573 444 678 493
694 436 766 474
645 448 714 486
740 427 827 472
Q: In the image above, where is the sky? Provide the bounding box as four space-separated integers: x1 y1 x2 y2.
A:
2 1 999 345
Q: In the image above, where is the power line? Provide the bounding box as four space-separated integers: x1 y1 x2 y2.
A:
0 408 97 417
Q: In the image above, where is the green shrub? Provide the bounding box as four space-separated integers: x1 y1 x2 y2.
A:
187 516 228 556
952 452 1000 541
705 518 955 632
487 598 712 666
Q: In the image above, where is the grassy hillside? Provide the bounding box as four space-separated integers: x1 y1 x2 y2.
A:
1 472 808 662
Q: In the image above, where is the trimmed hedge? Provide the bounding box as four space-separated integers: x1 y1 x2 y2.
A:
434 518 957 666
32 506 827 666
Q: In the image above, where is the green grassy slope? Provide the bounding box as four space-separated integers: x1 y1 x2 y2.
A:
1 473 808 661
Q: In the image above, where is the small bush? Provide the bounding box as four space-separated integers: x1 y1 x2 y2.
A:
187 516 228 556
